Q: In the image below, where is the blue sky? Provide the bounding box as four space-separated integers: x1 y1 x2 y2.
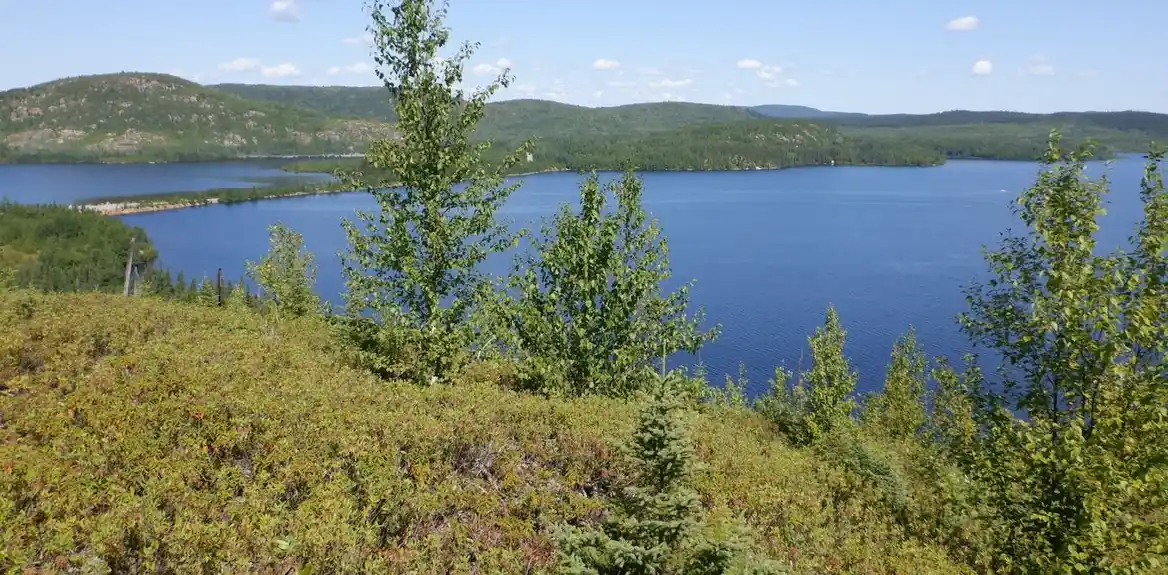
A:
1 0 1165 113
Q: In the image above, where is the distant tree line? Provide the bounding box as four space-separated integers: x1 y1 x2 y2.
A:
0 201 245 303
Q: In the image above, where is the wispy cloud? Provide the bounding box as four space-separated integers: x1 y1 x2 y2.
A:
947 16 978 31
269 0 299 22
219 58 261 72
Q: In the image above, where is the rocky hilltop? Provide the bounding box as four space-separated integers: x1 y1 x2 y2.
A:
0 73 395 162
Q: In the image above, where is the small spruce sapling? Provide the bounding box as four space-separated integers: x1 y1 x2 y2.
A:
556 370 783 574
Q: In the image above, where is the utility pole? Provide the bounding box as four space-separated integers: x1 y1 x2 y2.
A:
216 268 223 306
122 236 136 297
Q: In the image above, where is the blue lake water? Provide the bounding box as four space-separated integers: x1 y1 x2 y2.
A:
0 157 1153 395
0 160 334 205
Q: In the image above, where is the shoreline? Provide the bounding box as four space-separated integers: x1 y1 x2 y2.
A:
73 187 354 216
70 162 945 216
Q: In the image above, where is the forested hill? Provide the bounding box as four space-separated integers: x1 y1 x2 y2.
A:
0 73 395 163
2 73 1165 165
825 110 1168 141
214 82 1168 150
211 83 393 122
213 83 769 139
497 120 945 171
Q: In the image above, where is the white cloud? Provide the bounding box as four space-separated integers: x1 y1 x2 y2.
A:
513 84 536 96
471 58 513 76
737 59 783 82
785 78 800 87
219 58 261 72
592 58 620 70
327 62 372 75
269 0 299 22
757 64 782 80
342 32 373 45
592 90 604 98
947 16 978 31
1024 55 1055 76
607 80 635 88
649 78 692 89
971 60 993 76
261 63 301 78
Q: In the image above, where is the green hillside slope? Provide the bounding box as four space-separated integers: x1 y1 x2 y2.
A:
515 120 944 170
478 99 765 141
827 109 1168 137
0 73 395 162
211 83 393 121
211 82 1167 154
5 74 1165 165
843 122 1155 160
212 84 765 139
0 289 965 573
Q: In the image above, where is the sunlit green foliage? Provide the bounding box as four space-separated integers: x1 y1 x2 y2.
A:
246 222 322 319
754 307 858 447
747 136 1168 573
4 0 1166 571
800 306 859 443
953 134 1168 572
486 171 717 397
338 0 532 384
0 290 967 574
861 328 929 441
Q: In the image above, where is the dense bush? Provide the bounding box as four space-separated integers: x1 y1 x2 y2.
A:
749 139 1168 573
0 290 966 573
487 171 717 397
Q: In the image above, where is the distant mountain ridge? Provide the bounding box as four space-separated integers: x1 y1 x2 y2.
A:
0 73 395 162
2 72 1165 164
214 83 1168 143
748 104 868 120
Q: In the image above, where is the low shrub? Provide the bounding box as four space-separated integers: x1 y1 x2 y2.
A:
0 291 966 573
